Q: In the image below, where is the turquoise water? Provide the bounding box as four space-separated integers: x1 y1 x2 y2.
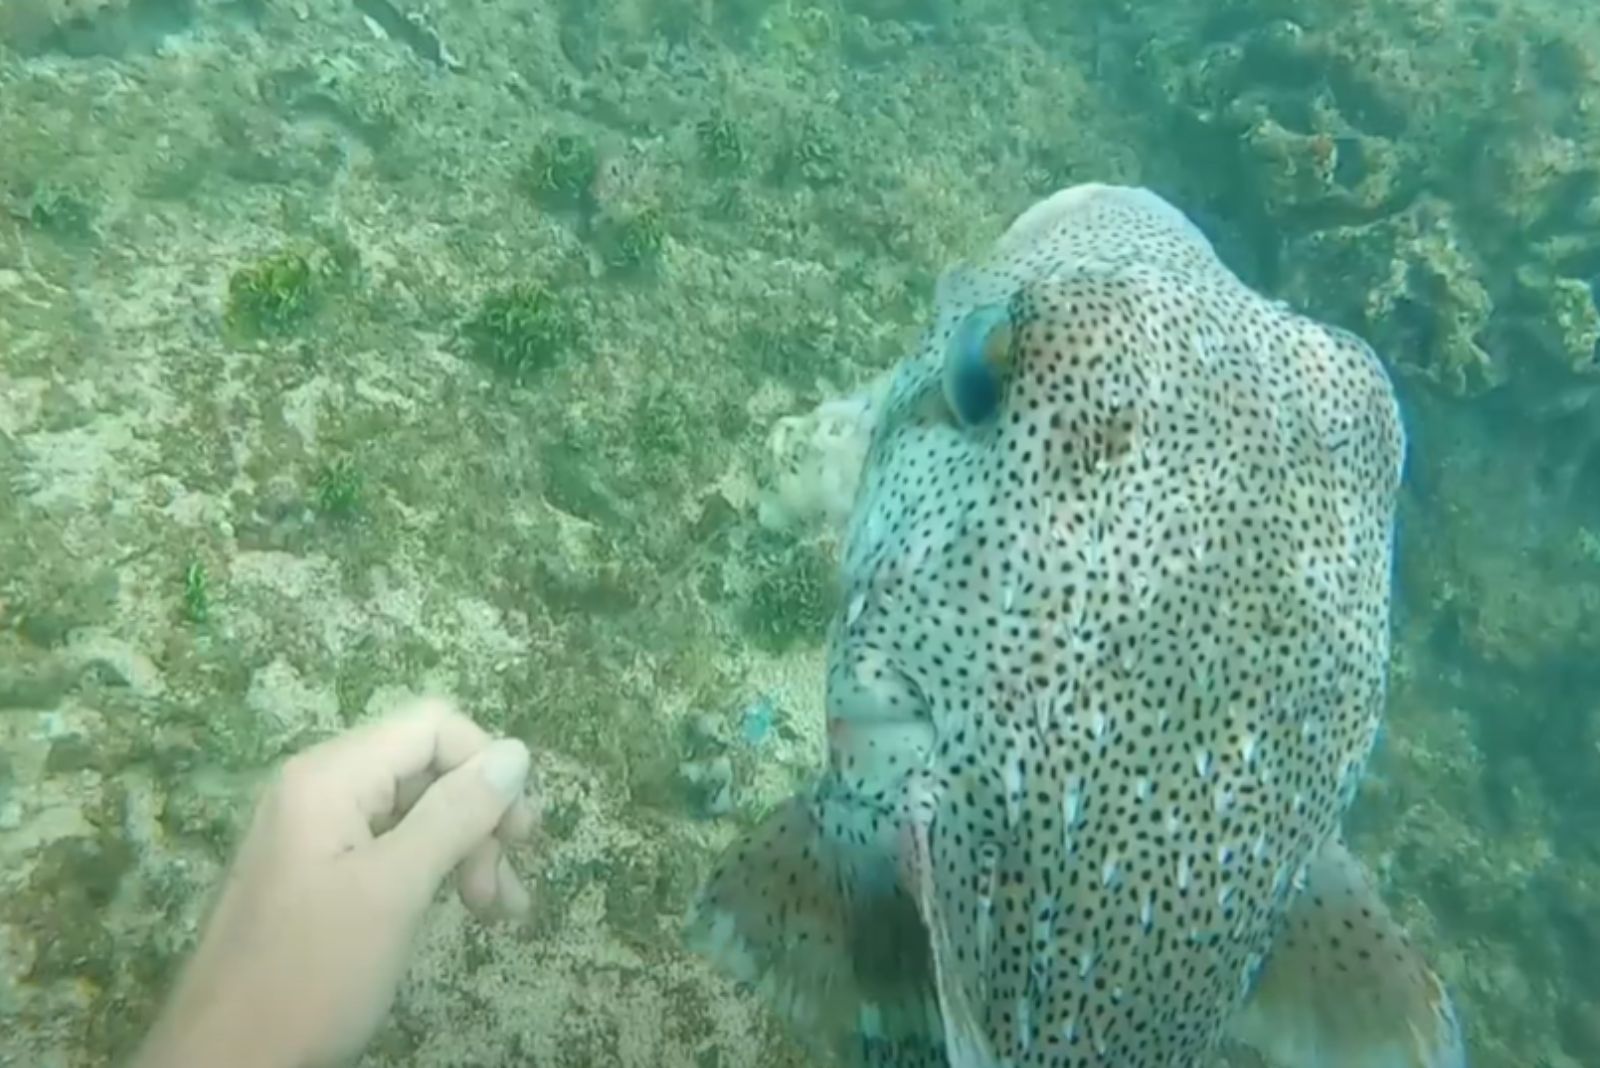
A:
0 1 1596 1065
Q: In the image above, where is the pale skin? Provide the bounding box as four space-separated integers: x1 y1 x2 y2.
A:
131 697 540 1068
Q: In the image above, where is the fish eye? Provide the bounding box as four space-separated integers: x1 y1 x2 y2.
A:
942 302 1014 427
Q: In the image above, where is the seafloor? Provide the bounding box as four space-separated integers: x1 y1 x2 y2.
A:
1 0 1597 1065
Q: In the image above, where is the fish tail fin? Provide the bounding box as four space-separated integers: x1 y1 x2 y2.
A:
1230 838 1467 1068
685 786 943 1067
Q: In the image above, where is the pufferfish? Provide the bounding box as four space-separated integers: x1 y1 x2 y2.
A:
688 184 1467 1068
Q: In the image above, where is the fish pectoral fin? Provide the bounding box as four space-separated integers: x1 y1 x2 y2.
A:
685 788 944 1067
902 812 996 1068
1228 837 1466 1068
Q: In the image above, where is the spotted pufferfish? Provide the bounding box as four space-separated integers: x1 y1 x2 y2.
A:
688 184 1467 1068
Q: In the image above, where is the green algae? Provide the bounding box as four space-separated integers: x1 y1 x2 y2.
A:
696 113 747 172
598 204 666 270
739 538 836 652
460 280 582 381
521 133 599 208
222 233 363 344
180 560 209 624
224 248 319 338
312 455 365 520
777 112 844 188
23 179 98 237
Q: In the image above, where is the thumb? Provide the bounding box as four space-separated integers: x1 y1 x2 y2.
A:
369 738 531 906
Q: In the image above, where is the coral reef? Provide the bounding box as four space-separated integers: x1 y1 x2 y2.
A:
2 0 1599 1066
1088 0 1600 405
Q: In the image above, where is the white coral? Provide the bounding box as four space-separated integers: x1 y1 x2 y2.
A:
755 373 891 540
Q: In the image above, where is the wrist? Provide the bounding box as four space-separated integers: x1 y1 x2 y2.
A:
133 975 308 1068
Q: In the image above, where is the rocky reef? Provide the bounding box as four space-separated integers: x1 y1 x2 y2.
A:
1076 0 1600 394
0 0 1596 1065
1065 1 1600 1063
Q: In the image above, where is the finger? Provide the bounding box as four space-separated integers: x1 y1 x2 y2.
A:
368 769 434 837
318 697 486 805
367 737 531 912
456 838 502 918
306 697 498 827
496 853 532 923
310 696 490 773
387 764 529 840
497 778 540 843
271 697 494 856
395 769 435 817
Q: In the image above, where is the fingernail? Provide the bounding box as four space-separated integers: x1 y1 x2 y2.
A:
480 739 530 800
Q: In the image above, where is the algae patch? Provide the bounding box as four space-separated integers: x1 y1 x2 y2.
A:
181 560 209 624
739 538 836 652
521 133 599 210
460 281 582 382
313 455 365 520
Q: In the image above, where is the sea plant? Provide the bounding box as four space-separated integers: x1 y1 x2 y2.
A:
225 249 317 338
695 113 746 171
181 560 209 623
313 456 364 519
600 206 665 270
522 133 599 207
633 386 694 459
780 114 842 187
741 539 836 651
461 281 581 380
24 180 97 237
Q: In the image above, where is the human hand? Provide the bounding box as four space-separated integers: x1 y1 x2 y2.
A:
132 697 538 1068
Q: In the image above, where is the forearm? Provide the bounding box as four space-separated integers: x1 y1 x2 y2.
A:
132 976 311 1068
